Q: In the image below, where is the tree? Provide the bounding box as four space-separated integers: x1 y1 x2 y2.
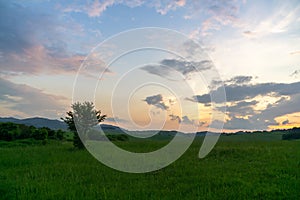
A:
282 128 300 140
0 122 21 141
33 128 48 141
62 102 106 149
56 129 65 140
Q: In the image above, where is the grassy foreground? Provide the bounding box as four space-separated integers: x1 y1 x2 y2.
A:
0 134 299 199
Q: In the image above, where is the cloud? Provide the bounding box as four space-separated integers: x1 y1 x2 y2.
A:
222 99 283 130
1 45 86 76
106 116 128 123
15 0 297 51
87 0 115 17
205 0 240 27
252 93 300 127
144 94 169 110
182 115 193 124
226 100 258 117
243 30 256 37
62 0 116 17
224 116 279 130
192 81 300 104
169 114 181 123
227 76 253 85
242 4 300 38
150 0 186 15
290 51 300 55
176 0 186 7
169 114 201 126
189 1 299 39
0 77 68 118
0 2 42 54
187 0 244 37
0 1 86 76
189 76 300 130
63 0 186 17
290 70 300 78
282 119 289 125
141 58 212 80
211 75 253 89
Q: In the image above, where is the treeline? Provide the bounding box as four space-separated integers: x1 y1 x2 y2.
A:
282 127 300 140
0 122 129 146
88 130 129 141
0 122 66 142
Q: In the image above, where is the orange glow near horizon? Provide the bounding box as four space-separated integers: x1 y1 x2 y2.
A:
269 112 300 130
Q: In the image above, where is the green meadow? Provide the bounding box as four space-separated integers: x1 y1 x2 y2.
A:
0 134 299 200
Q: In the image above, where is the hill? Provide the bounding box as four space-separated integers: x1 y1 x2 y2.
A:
1 117 299 139
0 117 122 132
0 117 67 130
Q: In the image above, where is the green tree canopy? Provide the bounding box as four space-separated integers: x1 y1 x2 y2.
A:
62 101 106 149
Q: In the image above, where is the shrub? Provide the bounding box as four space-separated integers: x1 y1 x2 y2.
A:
282 128 300 140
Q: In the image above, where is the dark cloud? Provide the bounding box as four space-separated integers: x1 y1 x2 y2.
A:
253 93 300 124
189 94 211 104
169 114 181 123
190 78 300 130
282 119 289 125
144 94 169 110
224 116 279 130
243 30 255 36
224 117 254 130
227 76 253 85
0 77 68 118
161 59 212 74
225 93 300 130
226 100 258 118
210 75 254 90
144 94 162 105
141 58 212 79
169 114 200 126
141 65 171 78
192 81 300 104
222 100 266 130
290 70 300 78
182 115 193 124
156 102 169 110
233 100 258 107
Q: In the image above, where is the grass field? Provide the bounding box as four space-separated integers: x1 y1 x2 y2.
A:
0 134 299 199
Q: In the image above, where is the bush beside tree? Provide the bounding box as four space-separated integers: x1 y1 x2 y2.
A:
0 122 67 143
282 128 300 140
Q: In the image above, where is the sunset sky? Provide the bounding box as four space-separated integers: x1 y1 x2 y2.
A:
1 0 300 132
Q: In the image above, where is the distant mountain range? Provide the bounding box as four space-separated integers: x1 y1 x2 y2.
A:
0 117 68 130
0 117 122 131
1 117 295 136
0 117 225 135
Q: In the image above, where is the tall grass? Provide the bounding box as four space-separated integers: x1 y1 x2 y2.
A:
0 135 299 199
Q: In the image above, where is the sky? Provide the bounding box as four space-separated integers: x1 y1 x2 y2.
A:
1 0 300 132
